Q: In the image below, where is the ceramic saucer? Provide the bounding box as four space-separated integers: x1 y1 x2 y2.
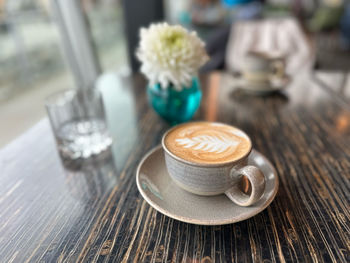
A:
232 75 290 95
136 145 279 225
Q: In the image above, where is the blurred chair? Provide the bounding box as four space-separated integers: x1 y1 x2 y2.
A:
201 25 231 71
225 18 314 75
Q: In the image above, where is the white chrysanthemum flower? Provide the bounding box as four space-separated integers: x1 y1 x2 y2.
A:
136 23 209 91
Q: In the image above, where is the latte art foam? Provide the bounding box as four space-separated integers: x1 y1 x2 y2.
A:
164 122 252 164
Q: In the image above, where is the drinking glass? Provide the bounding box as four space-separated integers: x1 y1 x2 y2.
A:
45 88 112 159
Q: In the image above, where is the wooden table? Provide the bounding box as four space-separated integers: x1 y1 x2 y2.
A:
314 71 350 106
0 72 349 262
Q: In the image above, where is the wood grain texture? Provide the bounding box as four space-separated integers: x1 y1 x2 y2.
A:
0 72 349 262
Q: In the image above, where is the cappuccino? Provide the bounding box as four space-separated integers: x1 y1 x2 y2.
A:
164 122 251 164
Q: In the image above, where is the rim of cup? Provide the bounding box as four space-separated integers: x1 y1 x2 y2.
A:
161 121 253 168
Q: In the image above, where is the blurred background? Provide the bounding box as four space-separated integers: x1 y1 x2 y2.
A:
1 0 349 147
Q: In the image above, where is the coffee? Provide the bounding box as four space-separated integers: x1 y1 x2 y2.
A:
164 122 251 164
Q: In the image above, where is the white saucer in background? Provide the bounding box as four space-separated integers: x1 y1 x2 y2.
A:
231 74 290 95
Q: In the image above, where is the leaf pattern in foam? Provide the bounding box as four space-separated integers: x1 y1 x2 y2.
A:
175 135 239 153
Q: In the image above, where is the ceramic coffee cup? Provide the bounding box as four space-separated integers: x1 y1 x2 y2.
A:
242 51 285 85
162 122 265 207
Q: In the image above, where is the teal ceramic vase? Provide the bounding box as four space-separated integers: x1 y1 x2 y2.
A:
147 77 202 125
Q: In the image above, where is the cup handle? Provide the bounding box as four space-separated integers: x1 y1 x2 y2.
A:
270 59 285 79
225 165 265 206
